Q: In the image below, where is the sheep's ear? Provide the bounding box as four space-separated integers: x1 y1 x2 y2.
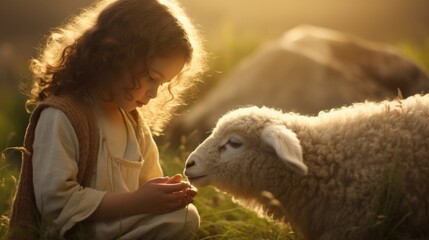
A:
261 125 308 175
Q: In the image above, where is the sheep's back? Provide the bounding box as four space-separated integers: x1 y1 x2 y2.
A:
289 94 429 237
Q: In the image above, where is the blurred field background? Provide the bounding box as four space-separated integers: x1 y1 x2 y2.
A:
1 0 429 239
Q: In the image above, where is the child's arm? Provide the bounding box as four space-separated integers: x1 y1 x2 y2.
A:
87 176 193 220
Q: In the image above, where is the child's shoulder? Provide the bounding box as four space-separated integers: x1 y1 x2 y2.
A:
40 106 66 116
33 96 98 138
37 107 74 132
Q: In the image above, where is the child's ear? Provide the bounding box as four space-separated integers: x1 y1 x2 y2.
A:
261 124 308 175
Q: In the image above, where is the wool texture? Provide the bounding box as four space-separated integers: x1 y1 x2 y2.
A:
185 94 429 240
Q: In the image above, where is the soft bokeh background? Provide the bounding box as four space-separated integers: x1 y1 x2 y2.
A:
1 1 429 238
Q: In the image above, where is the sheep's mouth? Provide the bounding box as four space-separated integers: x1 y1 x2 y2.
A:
186 175 209 187
187 175 207 181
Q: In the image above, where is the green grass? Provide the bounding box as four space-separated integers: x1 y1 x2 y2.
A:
0 152 19 239
366 140 406 240
190 187 296 240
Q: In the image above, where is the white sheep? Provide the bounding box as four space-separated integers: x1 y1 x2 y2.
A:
184 94 429 240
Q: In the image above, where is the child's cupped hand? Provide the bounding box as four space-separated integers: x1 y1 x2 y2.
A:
167 174 198 203
133 174 198 214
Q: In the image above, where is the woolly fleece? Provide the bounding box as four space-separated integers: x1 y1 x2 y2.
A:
184 94 429 240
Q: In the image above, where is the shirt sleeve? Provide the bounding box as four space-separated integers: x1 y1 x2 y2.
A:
32 107 106 236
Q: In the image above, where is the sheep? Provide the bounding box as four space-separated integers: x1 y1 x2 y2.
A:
184 94 429 240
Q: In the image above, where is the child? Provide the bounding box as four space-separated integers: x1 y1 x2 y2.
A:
8 0 206 239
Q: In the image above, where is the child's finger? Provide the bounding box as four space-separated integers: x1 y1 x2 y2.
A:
159 182 189 193
185 188 197 198
147 177 170 184
166 174 182 184
166 191 191 207
164 195 184 211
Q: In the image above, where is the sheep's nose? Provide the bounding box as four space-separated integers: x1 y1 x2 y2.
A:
185 160 195 168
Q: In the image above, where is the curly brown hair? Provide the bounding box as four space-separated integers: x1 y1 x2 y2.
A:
28 0 206 134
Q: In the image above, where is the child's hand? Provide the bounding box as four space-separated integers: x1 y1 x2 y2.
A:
133 174 197 214
167 174 198 205
166 173 183 184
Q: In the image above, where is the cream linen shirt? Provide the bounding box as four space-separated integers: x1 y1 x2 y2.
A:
32 107 196 239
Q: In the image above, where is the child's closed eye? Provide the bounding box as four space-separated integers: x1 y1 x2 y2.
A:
148 75 157 82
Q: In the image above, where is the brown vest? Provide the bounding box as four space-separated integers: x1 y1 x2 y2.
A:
8 94 100 239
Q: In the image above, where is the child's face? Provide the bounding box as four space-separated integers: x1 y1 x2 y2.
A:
115 54 186 112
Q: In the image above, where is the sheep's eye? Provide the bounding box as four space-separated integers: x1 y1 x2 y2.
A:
218 136 242 152
227 138 242 148
218 145 226 152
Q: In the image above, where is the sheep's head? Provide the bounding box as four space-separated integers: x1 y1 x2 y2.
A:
184 106 308 194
